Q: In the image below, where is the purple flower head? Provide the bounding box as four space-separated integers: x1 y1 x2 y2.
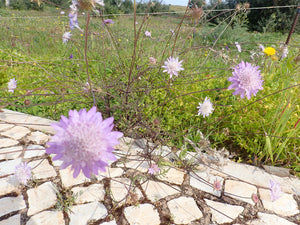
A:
69 54 73 59
228 61 263 99
8 78 17 93
62 31 72 44
162 56 184 79
46 106 123 178
252 193 259 203
269 180 282 201
148 164 160 175
103 19 114 26
15 162 31 185
213 179 222 191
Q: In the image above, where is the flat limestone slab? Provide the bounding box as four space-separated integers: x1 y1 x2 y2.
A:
124 203 160 225
0 195 26 217
0 214 21 225
26 210 65 225
0 109 56 134
27 182 57 216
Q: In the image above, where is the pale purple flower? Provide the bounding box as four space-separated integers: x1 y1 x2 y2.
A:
162 56 184 78
197 97 214 117
62 32 72 44
281 45 288 59
170 29 175 35
235 42 241 52
8 78 17 93
252 193 259 203
46 107 123 178
83 82 90 93
269 180 282 201
103 19 114 26
69 4 82 32
148 164 160 175
15 162 31 185
228 61 263 99
259 44 265 51
145 31 151 37
213 179 222 191
60 11 65 15
149 57 157 65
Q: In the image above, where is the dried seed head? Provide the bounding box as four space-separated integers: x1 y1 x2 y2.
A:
153 118 160 125
24 99 31 105
236 3 241 11
78 0 94 11
243 2 250 9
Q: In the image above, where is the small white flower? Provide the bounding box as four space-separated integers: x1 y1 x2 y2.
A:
258 44 265 51
60 11 65 15
94 0 105 6
162 56 184 78
235 42 241 52
197 97 214 117
145 31 151 37
281 45 288 59
8 78 17 93
62 32 72 44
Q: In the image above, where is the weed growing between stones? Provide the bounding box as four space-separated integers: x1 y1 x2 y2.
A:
0 0 300 224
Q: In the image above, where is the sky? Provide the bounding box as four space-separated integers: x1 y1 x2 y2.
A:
162 0 189 6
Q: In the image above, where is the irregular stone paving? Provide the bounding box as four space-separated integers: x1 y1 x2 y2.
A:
0 109 299 225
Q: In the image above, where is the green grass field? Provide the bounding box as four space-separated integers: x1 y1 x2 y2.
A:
0 7 300 175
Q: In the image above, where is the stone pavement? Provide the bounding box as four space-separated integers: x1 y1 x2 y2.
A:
0 109 299 225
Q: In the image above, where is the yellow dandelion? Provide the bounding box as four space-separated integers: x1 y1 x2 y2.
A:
80 34 84 37
263 47 276 56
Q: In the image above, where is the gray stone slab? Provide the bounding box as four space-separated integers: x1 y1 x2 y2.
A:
28 159 56 179
0 158 22 176
248 212 298 225
158 167 185 185
224 180 257 205
168 196 203 224
0 195 26 217
23 145 45 159
69 202 108 225
259 188 299 216
27 182 57 216
0 214 20 225
59 167 90 188
205 199 244 224
141 180 180 202
0 175 19 195
26 210 65 225
124 203 160 225
0 146 23 160
0 109 55 134
0 138 19 148
0 123 14 132
27 131 50 145
71 183 105 204
1 126 30 140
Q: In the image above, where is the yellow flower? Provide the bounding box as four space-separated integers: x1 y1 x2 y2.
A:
263 47 276 56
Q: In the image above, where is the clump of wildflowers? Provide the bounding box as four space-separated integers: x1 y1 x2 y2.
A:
148 164 160 175
263 47 276 56
8 78 17 93
228 61 263 99
197 97 214 117
62 32 72 44
15 162 32 185
46 107 123 178
162 56 184 79
269 180 282 201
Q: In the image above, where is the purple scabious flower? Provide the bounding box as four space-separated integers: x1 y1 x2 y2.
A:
15 162 31 185
103 19 114 26
162 56 184 79
148 164 160 175
228 61 263 99
269 180 282 201
46 107 123 178
8 78 17 93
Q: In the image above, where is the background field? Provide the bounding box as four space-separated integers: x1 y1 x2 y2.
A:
0 4 300 176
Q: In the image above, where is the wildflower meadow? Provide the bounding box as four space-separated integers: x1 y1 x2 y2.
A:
0 0 300 218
